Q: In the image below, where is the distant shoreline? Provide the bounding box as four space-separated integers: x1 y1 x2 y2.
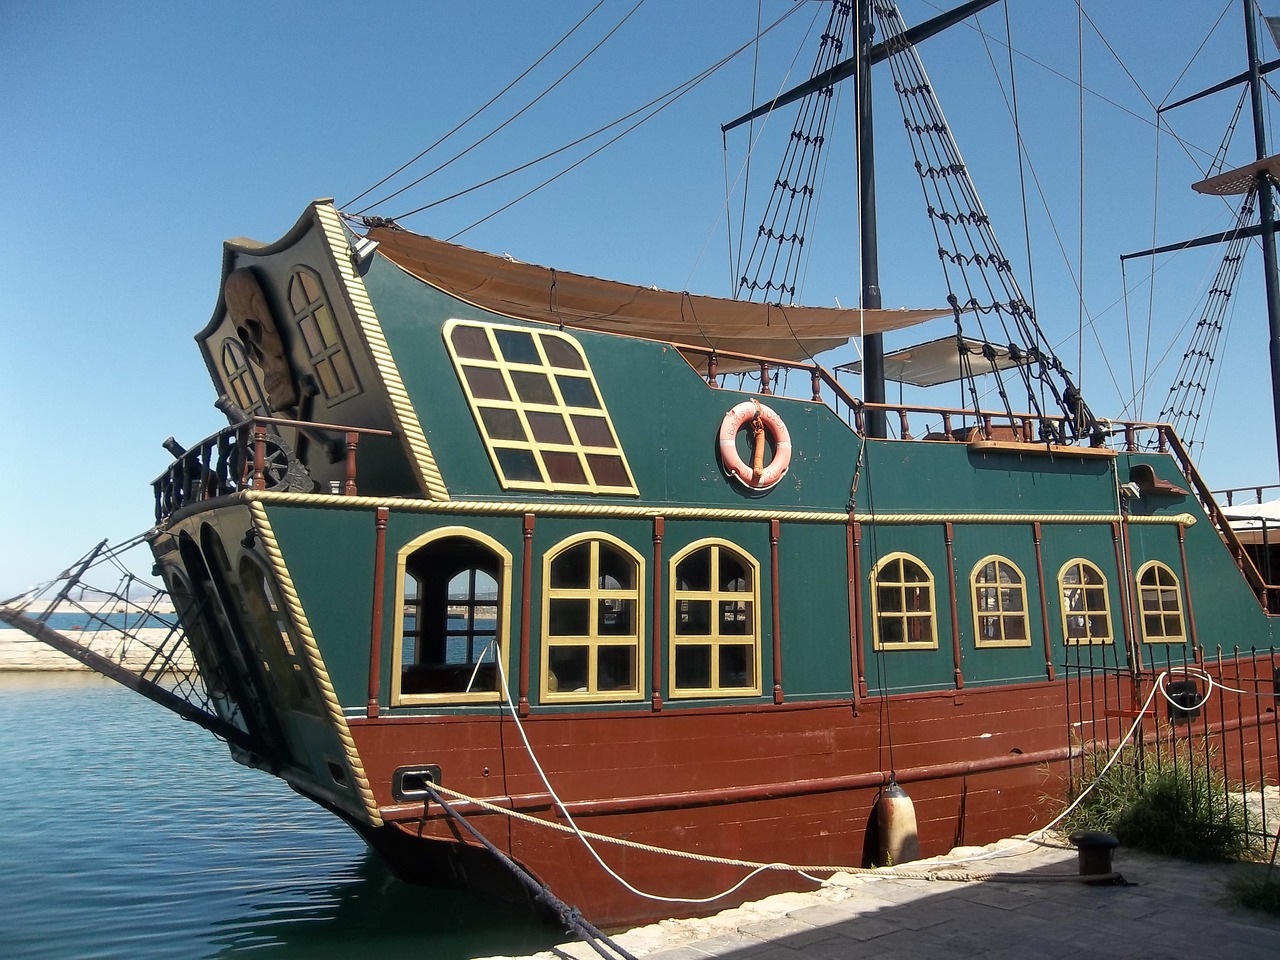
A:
0 627 191 672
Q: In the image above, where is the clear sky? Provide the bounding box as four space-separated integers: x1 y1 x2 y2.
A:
2 0 1276 598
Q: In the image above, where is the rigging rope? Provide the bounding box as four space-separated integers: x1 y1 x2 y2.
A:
736 0 852 306
1157 188 1256 451
874 0 1102 445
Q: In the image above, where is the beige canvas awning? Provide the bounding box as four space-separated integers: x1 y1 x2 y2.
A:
837 335 1032 387
368 227 945 369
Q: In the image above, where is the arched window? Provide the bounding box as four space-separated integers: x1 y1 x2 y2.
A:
289 267 360 404
393 529 510 704
220 337 267 414
669 541 760 697
871 553 938 650
971 556 1030 648
1137 561 1186 644
238 556 317 712
542 534 643 701
1058 559 1112 645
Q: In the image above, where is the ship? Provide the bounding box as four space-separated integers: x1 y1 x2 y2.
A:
3 0 1278 931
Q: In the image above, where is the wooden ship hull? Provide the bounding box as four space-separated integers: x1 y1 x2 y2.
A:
119 199 1277 927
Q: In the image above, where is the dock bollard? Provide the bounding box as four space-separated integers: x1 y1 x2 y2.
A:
1067 830 1119 876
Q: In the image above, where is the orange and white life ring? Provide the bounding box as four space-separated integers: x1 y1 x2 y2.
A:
718 399 792 491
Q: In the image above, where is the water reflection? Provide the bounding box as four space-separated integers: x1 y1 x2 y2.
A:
0 671 559 960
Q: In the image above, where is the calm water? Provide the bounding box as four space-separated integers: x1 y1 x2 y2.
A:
0 672 561 960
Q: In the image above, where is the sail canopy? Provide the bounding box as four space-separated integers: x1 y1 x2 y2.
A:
368 227 945 369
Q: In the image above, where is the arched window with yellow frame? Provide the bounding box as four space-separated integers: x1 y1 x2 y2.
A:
1136 561 1186 644
542 533 644 702
391 528 512 705
669 540 761 697
1058 559 1112 645
970 556 1031 648
289 266 361 404
871 553 938 650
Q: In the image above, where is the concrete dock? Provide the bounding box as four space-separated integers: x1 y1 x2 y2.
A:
484 834 1280 960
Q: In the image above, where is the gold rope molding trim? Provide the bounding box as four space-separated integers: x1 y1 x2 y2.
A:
242 491 1196 528
316 202 449 501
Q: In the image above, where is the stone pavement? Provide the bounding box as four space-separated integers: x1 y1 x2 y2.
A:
482 835 1280 960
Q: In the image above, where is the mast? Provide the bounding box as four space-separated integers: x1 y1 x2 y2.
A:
857 0 887 438
1244 0 1280 483
724 1 1001 440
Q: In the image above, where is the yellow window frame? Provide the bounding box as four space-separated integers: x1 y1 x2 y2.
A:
444 319 638 495
668 539 762 698
970 555 1032 648
1058 558 1113 645
1136 560 1187 644
871 552 939 651
540 532 645 703
390 527 513 706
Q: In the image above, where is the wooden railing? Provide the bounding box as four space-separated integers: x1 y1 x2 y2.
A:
152 416 394 522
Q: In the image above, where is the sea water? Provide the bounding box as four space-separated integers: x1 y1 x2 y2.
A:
0 672 561 960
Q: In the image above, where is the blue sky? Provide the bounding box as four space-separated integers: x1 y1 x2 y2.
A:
2 0 1276 597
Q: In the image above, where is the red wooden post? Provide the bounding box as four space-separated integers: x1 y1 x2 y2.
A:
707 354 718 387
366 507 389 718
851 520 866 698
518 514 534 716
252 425 267 490
1033 522 1054 680
810 367 822 402
344 432 360 496
770 519 783 704
759 361 771 395
845 515 860 713
652 517 665 711
944 522 963 690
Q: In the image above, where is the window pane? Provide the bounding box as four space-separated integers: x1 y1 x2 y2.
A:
451 325 495 360
585 454 630 488
718 645 754 688
549 598 590 636
512 371 556 404
465 367 510 401
495 329 539 364
541 336 586 369
550 542 590 588
880 618 905 644
548 646 589 693
598 599 634 635
676 599 711 635
480 408 527 441
572 415 613 447
598 545 636 590
527 411 572 444
878 586 903 613
675 645 711 689
557 375 600 408
676 550 711 591
544 451 588 484
496 448 541 481
719 600 752 635
596 646 636 691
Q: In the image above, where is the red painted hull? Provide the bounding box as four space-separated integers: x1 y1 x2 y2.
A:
344 681 1078 928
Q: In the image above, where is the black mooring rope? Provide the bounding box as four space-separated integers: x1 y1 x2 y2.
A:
423 784 638 960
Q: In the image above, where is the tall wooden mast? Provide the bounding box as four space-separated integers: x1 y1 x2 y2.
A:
723 0 1002 438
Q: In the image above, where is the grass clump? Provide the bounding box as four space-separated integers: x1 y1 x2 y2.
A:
1062 748 1259 863
1228 866 1280 917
